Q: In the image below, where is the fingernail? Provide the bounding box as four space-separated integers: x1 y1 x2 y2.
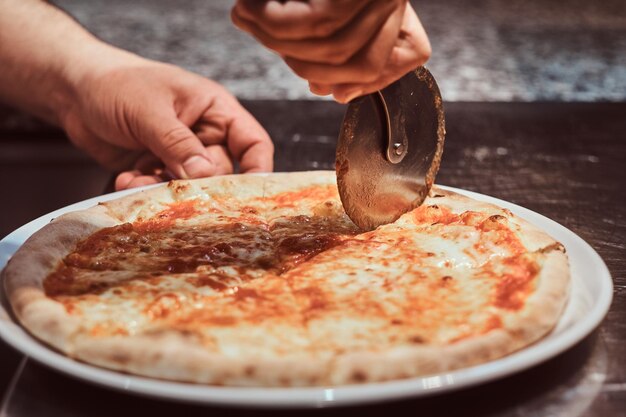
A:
182 156 214 178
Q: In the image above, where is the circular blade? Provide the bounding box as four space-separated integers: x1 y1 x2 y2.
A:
336 67 445 230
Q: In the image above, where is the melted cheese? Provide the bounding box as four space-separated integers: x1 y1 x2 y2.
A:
44 184 540 359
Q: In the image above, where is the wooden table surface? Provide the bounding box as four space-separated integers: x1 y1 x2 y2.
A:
0 101 624 416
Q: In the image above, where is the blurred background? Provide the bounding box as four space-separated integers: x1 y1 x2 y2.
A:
0 0 625 237
51 0 626 101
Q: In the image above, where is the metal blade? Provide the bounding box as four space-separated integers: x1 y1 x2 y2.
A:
336 67 445 230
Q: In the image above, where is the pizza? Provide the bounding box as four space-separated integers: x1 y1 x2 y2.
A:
2 171 569 386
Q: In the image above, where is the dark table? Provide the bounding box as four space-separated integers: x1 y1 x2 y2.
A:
0 101 624 416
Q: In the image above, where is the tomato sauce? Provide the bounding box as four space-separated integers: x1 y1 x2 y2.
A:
270 185 337 208
136 200 200 232
44 213 359 298
493 256 540 310
413 205 460 225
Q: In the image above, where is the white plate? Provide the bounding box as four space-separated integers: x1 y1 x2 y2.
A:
0 184 613 408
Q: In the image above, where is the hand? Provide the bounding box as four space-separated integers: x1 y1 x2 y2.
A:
232 0 431 103
59 52 273 191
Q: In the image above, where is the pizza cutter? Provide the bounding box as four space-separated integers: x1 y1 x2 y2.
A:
336 67 445 230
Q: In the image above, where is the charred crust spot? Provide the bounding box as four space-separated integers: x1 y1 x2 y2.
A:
244 365 256 377
390 319 404 325
536 242 566 254
110 352 131 364
442 275 453 282
177 329 196 338
350 370 368 383
432 194 445 198
481 214 508 231
255 256 275 270
168 180 190 194
409 335 425 344
128 199 146 211
426 252 435 257
242 206 258 215
144 328 167 338
429 205 440 209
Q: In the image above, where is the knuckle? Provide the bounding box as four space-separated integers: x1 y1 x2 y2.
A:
311 18 340 38
251 16 305 41
324 55 349 65
256 132 274 151
321 45 354 65
418 43 432 65
360 57 386 82
252 138 275 159
160 126 194 152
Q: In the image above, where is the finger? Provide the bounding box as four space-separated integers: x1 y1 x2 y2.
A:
225 111 274 173
204 145 235 175
283 3 405 85
139 112 217 180
192 101 273 172
394 3 431 67
132 152 166 174
237 139 274 173
195 95 274 173
114 171 164 191
124 175 164 190
233 0 375 41
233 0 397 65
330 5 432 102
115 170 142 191
114 152 178 191
132 153 177 180
309 82 333 96
192 118 229 146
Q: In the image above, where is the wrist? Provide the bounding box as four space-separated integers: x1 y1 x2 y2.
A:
54 38 148 126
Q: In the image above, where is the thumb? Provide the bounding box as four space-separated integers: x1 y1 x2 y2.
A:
142 117 216 180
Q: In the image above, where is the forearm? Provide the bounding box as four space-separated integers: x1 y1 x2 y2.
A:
0 0 142 125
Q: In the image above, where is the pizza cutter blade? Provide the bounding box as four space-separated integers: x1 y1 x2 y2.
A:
336 67 445 230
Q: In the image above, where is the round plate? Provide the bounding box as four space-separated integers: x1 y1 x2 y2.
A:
0 183 613 408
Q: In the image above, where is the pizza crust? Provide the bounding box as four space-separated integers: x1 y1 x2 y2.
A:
3 204 119 352
100 174 268 222
2 171 570 386
430 189 558 251
70 330 332 386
